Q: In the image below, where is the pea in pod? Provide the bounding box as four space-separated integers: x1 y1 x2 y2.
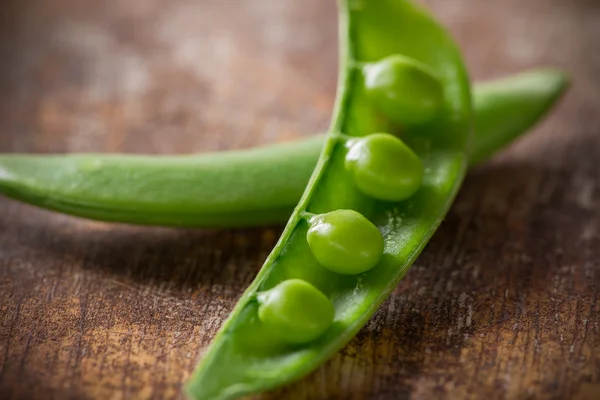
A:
0 71 567 228
306 209 384 275
186 0 474 398
256 279 335 345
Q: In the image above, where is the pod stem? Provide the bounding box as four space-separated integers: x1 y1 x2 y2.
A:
349 60 368 69
330 132 355 143
299 211 317 221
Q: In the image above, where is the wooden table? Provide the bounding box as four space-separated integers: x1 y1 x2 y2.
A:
1 0 598 399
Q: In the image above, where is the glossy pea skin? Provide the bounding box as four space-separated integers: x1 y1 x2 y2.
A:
363 55 444 126
345 133 424 202
306 210 384 275
256 279 334 345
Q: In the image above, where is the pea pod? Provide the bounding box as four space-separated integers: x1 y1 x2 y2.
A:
469 69 569 164
186 0 471 399
0 71 567 228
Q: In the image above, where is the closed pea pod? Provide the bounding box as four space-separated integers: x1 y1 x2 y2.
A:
0 71 568 228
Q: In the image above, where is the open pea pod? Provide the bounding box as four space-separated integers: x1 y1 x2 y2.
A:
186 1 471 399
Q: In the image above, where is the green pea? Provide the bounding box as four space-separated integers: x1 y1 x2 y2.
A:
345 133 423 202
306 209 384 275
363 55 444 126
257 279 334 344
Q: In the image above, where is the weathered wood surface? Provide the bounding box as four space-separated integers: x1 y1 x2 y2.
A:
0 0 599 399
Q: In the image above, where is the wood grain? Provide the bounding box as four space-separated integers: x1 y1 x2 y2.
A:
0 0 599 399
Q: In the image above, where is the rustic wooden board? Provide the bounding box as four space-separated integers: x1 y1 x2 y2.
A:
1 0 599 399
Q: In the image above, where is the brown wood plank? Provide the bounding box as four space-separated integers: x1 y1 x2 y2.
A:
0 0 598 399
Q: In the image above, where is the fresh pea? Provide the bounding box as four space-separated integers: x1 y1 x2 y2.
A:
306 209 384 275
344 133 424 201
0 71 567 228
256 279 335 345
186 0 473 399
363 55 445 126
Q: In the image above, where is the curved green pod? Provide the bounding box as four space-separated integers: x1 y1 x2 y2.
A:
186 0 471 399
470 69 569 164
0 137 321 227
0 71 567 227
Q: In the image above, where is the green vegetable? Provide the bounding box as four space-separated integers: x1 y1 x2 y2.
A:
0 71 567 228
186 0 472 398
306 209 384 275
257 279 335 345
363 55 444 125
344 133 423 201
470 69 569 164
